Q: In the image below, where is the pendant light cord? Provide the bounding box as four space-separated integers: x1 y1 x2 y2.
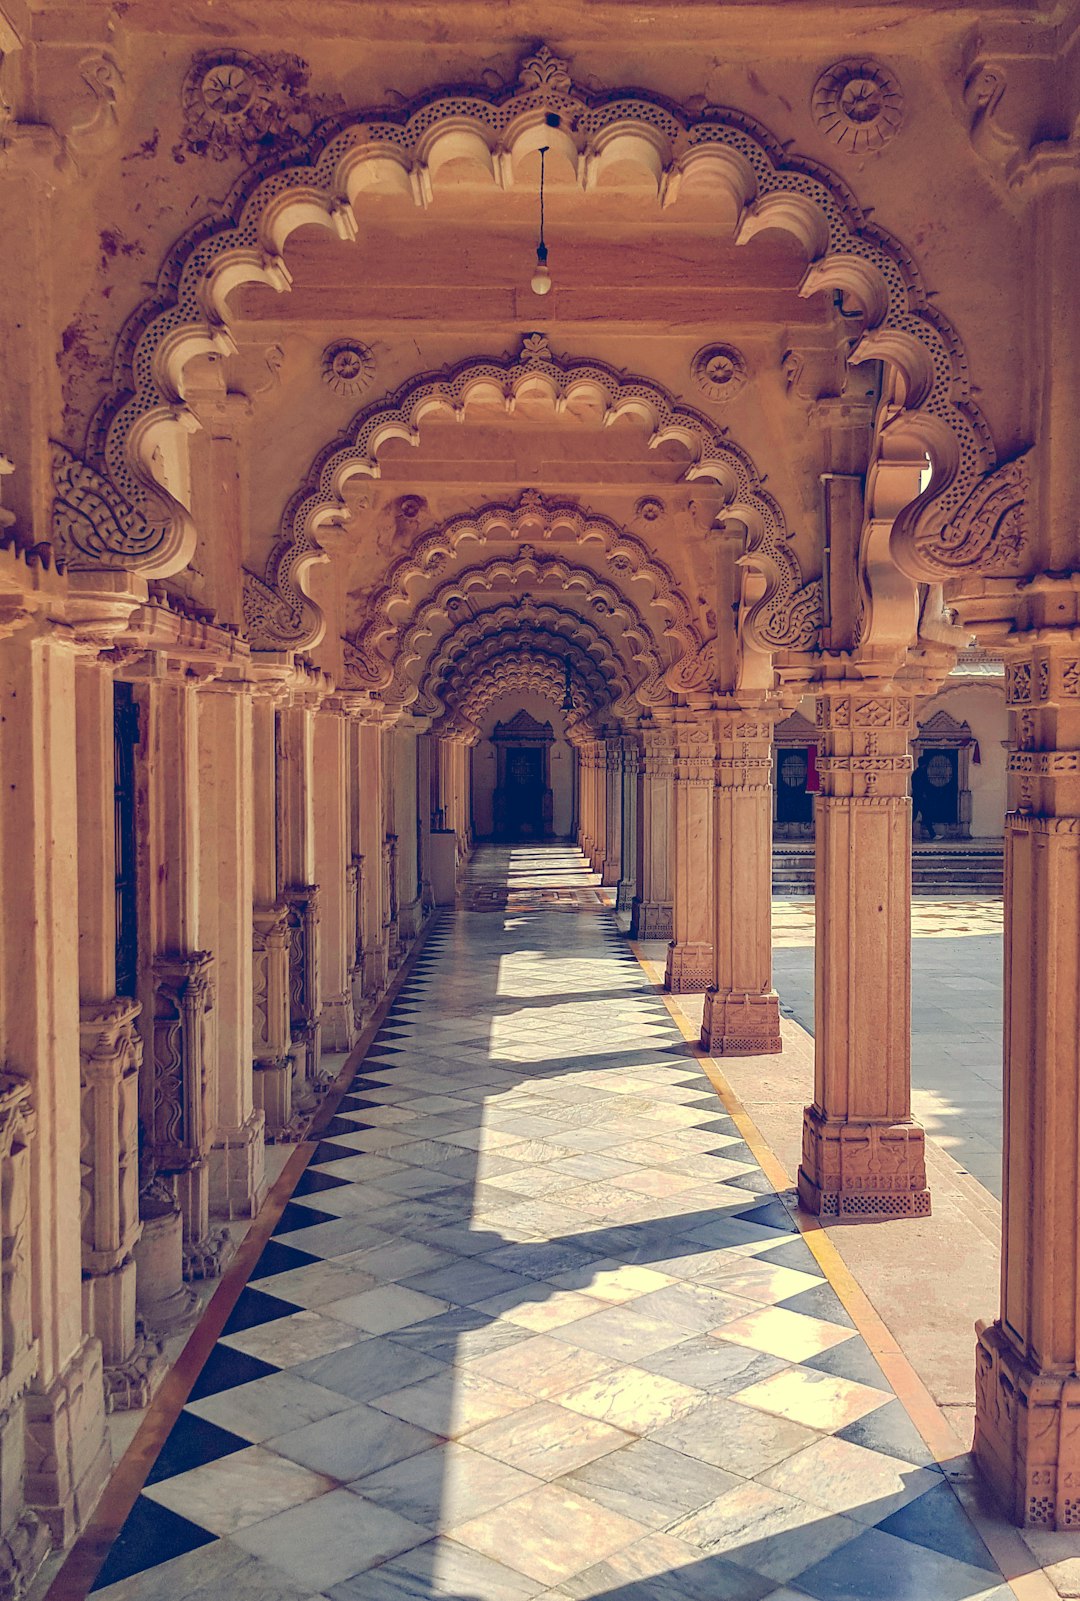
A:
538 146 548 257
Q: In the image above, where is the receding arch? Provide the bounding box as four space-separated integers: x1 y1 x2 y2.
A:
75 43 993 589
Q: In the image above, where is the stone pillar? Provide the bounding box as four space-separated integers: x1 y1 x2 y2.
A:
277 695 323 1093
665 712 715 993
601 735 623 888
251 690 292 1138
200 679 265 1218
74 660 159 1410
975 635 1080 1526
0 620 110 1554
616 733 641 913
141 673 222 1277
701 710 783 1056
631 722 674 940
417 732 435 912
357 715 387 1000
797 682 929 1220
393 720 422 943
313 707 354 1053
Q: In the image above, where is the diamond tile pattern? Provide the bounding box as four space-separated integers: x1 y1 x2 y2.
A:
88 847 1009 1600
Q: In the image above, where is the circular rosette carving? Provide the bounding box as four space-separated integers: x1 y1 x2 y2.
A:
812 58 904 154
692 344 748 403
322 340 376 398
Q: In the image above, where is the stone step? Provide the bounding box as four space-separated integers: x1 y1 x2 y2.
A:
772 845 1003 897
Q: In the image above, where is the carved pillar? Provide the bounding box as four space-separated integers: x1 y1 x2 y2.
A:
393 719 423 942
357 715 387 999
589 741 606 876
797 683 929 1220
0 1073 50 1596
631 722 674 940
251 689 292 1137
384 836 399 966
73 660 158 1409
313 707 354 1053
701 711 783 1056
141 674 222 1276
665 712 714 992
277 694 323 1093
0 621 109 1550
975 636 1080 1526
418 732 435 911
616 733 641 913
601 735 623 888
200 679 265 1218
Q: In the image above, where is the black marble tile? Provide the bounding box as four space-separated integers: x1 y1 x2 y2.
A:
761 1237 827 1277
733 1200 798 1233
776 1281 856 1328
803 1336 891 1392
835 1398 939 1468
876 1481 996 1571
90 1496 216 1590
723 1170 777 1195
292 1167 350 1198
187 1343 280 1400
144 1410 250 1485
310 1139 364 1165
271 1200 340 1237
249 1239 322 1280
220 1286 303 1336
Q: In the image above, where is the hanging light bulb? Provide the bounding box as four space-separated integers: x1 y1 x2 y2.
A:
531 145 552 295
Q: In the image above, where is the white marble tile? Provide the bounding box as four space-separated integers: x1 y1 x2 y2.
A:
143 1444 335 1535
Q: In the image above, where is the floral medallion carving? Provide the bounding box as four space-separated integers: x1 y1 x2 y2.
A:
175 49 335 164
691 344 748 402
321 340 375 398
812 58 904 154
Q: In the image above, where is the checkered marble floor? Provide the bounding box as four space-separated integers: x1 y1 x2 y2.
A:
88 847 1014 1600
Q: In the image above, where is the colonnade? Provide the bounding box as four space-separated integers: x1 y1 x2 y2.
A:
0 580 477 1593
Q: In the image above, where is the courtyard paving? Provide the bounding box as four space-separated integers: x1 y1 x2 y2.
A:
78 846 1015 1601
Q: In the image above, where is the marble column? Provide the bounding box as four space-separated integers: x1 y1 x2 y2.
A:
200 678 265 1217
797 682 928 1220
251 688 292 1138
356 714 387 1002
664 712 715 993
393 720 422 944
601 735 623 888
417 731 435 912
631 722 674 940
701 710 783 1055
277 693 323 1093
140 672 222 1278
74 659 159 1410
975 635 1080 1526
0 619 110 1554
616 732 641 914
313 706 355 1053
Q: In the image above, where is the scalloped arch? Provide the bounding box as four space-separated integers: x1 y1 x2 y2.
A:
421 631 615 718
85 46 993 590
248 348 816 659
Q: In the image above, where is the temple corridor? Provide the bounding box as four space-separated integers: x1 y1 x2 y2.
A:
62 847 1012 1601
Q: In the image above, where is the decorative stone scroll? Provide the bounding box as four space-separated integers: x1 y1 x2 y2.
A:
83 43 992 595
907 449 1030 578
52 444 168 573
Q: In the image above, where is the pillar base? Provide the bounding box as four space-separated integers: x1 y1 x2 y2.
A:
664 940 713 993
601 861 621 887
797 1106 930 1220
134 1208 199 1336
81 1256 139 1370
24 1338 110 1546
0 1505 50 1601
630 900 673 941
974 1319 1080 1529
209 1108 267 1219
321 990 356 1053
701 988 782 1055
615 878 635 913
254 1056 295 1141
103 1323 165 1414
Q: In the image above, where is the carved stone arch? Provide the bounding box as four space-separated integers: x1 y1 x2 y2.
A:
420 635 613 722
417 608 633 705
355 492 702 661
249 343 815 662
395 601 647 717
78 44 993 590
353 552 671 708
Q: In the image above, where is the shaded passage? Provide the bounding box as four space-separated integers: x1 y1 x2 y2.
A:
86 848 1011 1601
